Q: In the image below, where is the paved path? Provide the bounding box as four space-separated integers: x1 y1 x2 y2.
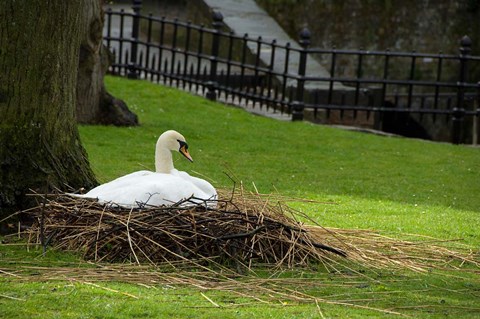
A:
202 0 346 90
102 1 346 121
102 2 292 120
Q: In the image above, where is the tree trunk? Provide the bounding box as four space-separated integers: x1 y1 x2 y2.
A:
76 0 138 126
0 0 97 219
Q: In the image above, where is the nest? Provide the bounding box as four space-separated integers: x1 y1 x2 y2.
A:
20 189 349 270
15 188 479 274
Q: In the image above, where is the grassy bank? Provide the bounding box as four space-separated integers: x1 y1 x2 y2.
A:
81 77 480 245
1 76 479 318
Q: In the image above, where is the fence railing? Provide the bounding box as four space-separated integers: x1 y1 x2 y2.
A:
103 2 480 144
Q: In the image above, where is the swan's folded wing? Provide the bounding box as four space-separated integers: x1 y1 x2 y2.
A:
77 170 217 208
171 170 217 200
84 170 152 198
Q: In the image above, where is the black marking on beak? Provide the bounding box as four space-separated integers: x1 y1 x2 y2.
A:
178 140 193 162
178 140 188 151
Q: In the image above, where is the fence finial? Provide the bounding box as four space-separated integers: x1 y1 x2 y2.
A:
212 11 224 28
132 0 142 13
299 27 311 48
292 27 311 121
460 35 472 55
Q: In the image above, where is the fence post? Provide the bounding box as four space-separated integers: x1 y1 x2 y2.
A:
452 35 471 144
206 11 223 101
291 27 310 121
474 82 480 145
128 0 142 79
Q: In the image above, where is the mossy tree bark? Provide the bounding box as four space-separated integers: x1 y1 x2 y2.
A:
0 0 97 219
76 0 138 126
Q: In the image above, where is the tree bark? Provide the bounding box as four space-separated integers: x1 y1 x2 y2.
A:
76 0 138 126
0 0 97 218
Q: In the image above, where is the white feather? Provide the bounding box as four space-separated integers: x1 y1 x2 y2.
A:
78 130 217 208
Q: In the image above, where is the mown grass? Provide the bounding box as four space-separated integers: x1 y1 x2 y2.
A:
1 76 479 318
2 243 479 319
81 77 480 245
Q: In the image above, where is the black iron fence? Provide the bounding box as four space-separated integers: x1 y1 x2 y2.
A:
103 2 480 144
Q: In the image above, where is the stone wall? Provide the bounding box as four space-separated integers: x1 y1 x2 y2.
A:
256 0 480 142
257 0 480 79
257 1 479 53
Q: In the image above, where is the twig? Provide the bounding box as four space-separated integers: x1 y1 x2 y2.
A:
200 292 221 308
0 269 21 277
315 298 326 319
126 208 140 265
217 226 266 240
74 280 139 299
0 294 26 301
95 206 107 262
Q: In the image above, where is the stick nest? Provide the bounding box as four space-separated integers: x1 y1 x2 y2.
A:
19 189 479 273
22 190 348 270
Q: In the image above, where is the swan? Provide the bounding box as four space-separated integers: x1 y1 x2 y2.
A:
79 130 217 208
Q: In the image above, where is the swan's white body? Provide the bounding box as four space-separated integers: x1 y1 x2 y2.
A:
81 130 217 208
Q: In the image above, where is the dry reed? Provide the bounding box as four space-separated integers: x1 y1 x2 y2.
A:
20 189 349 271
13 188 478 274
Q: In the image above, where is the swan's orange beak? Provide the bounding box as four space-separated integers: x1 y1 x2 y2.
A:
180 145 193 162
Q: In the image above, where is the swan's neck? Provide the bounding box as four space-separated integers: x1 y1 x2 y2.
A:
155 147 174 173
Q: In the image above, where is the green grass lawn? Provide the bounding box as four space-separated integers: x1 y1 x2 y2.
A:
81 77 480 245
1 76 479 318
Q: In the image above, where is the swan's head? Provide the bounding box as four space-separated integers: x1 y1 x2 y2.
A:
158 130 193 162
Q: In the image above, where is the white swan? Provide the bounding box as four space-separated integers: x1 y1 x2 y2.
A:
80 130 217 208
